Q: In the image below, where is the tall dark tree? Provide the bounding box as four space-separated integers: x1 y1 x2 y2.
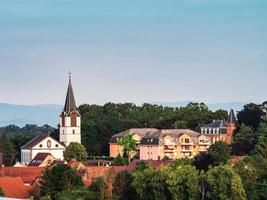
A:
193 152 215 171
237 103 263 130
0 131 15 166
208 141 231 165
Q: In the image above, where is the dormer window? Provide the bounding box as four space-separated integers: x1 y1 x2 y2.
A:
47 140 51 147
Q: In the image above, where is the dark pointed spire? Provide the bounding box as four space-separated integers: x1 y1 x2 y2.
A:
227 109 237 125
63 72 77 114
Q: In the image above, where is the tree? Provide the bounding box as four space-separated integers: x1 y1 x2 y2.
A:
134 160 149 172
117 134 137 164
132 167 171 200
112 170 138 200
113 154 128 166
193 152 215 171
232 124 254 155
63 142 88 162
167 165 199 200
255 122 267 158
237 103 263 130
170 157 193 170
0 131 15 166
88 177 109 200
0 187 4 196
207 165 246 200
55 187 98 200
208 141 230 165
40 164 84 198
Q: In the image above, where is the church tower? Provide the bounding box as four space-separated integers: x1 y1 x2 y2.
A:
226 109 237 144
59 73 81 146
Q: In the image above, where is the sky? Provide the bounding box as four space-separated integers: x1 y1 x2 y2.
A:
0 0 266 106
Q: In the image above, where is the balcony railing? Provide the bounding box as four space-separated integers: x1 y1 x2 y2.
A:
181 142 193 146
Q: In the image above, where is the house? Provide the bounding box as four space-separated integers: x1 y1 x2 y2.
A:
0 177 30 199
109 128 159 158
28 153 55 167
13 161 27 167
200 109 237 144
139 129 211 160
21 73 81 164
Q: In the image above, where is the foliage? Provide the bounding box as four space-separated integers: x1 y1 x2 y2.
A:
0 131 15 166
55 187 98 200
167 165 199 200
117 134 137 163
235 155 267 200
254 122 267 158
193 152 215 172
63 142 88 162
112 170 138 200
232 124 254 155
40 164 84 198
0 187 4 196
113 154 128 166
208 141 230 165
88 177 109 200
132 166 171 200
10 134 32 161
134 160 149 172
207 165 246 200
170 157 193 170
237 103 263 130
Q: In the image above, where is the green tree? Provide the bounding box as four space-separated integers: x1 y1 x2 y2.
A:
55 187 98 200
88 177 109 200
117 134 137 164
207 165 246 200
167 165 199 200
10 134 32 161
134 160 149 172
0 131 15 166
112 170 138 200
63 142 88 162
232 124 254 155
208 141 230 165
193 152 215 172
237 103 263 130
0 187 4 196
40 164 84 198
113 154 128 166
255 122 267 158
132 167 171 200
170 157 193 170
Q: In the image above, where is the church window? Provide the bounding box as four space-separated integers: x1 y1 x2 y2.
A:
62 115 65 127
72 129 75 134
71 112 77 127
47 140 51 147
55 144 59 147
39 144 43 148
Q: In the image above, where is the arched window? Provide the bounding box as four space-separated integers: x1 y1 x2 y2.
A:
47 140 51 147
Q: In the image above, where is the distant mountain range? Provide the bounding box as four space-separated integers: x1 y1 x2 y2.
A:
151 101 246 112
0 102 246 127
0 103 62 127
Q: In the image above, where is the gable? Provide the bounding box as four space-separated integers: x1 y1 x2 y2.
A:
32 136 65 149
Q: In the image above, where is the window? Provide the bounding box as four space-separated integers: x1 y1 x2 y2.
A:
39 144 43 148
55 144 59 147
47 140 51 147
71 112 77 127
185 139 190 143
72 129 75 134
62 130 64 134
184 146 189 150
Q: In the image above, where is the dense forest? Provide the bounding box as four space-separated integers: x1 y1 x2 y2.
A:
1 101 267 163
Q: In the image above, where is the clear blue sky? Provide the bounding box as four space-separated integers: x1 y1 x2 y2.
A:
0 0 266 105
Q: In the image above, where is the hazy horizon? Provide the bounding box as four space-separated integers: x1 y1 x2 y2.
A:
1 0 266 105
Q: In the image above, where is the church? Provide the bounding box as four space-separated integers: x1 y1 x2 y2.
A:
21 74 81 164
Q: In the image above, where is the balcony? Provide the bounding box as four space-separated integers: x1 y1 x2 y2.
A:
181 142 193 146
199 142 211 145
181 148 192 152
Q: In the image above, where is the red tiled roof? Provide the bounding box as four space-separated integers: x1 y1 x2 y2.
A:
67 161 85 168
0 177 30 199
230 156 245 165
0 167 45 184
21 135 48 149
28 153 54 167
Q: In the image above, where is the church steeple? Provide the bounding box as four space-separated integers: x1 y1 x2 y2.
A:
63 71 78 114
60 72 81 146
227 109 237 125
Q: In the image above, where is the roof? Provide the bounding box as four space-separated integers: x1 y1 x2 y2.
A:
67 161 86 169
0 177 30 199
201 120 227 128
0 167 44 184
109 128 159 143
21 135 65 149
227 109 237 125
28 153 55 167
63 76 79 115
21 135 48 149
